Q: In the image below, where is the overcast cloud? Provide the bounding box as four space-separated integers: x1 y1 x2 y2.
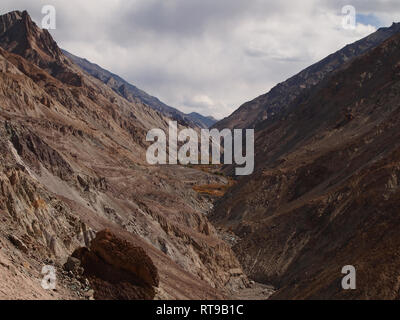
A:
1 1 400 118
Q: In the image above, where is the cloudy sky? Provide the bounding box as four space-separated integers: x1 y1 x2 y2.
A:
2 1 400 119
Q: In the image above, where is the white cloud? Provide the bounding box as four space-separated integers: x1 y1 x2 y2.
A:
0 1 398 118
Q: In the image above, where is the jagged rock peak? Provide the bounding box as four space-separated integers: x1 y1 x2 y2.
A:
0 10 62 61
0 10 83 86
0 10 26 31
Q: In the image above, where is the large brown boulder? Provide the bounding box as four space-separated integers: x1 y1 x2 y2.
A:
72 229 159 300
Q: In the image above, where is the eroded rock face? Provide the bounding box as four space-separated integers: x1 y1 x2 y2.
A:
0 10 246 299
72 230 159 300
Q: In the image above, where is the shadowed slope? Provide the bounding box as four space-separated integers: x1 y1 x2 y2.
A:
211 29 400 299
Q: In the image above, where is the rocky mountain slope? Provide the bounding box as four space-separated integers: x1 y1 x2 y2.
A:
0 10 247 299
211 27 400 299
63 50 217 128
214 22 400 130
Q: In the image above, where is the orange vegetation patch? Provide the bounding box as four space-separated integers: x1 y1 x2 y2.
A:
32 198 47 210
193 180 236 197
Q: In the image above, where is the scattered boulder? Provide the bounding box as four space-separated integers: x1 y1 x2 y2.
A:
63 256 83 275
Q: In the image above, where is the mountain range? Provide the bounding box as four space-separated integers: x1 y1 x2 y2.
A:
1 8 400 300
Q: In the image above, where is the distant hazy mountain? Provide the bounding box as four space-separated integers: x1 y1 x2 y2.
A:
214 22 400 130
187 112 218 128
63 50 216 128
